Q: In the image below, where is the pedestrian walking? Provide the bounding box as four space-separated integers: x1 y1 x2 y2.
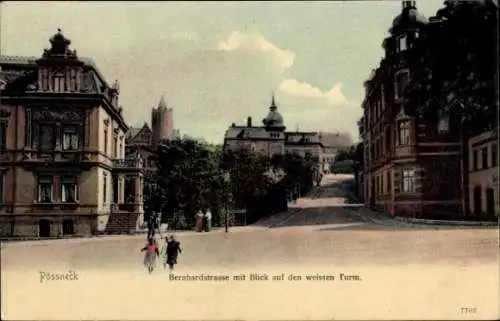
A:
204 209 212 232
141 238 159 274
165 235 182 270
195 211 203 232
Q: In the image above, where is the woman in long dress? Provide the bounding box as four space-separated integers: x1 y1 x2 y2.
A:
141 238 159 273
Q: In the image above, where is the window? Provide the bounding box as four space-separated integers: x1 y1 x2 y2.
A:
491 143 498 167
38 175 53 203
415 31 419 39
482 147 488 169
103 173 107 204
104 128 108 154
62 126 79 150
386 171 391 193
61 175 78 203
119 139 123 158
53 72 66 92
401 169 416 193
0 122 6 151
394 70 410 99
0 172 4 203
41 68 50 91
473 150 478 170
397 34 407 52
398 120 411 145
69 69 78 92
437 113 450 133
114 136 118 158
39 125 55 150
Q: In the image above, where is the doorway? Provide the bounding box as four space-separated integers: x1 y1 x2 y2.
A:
473 185 482 216
39 219 51 237
62 219 75 235
486 188 495 216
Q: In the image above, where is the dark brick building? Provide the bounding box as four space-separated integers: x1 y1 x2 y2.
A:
360 1 463 218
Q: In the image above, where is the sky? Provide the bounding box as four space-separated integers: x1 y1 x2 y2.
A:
0 1 444 144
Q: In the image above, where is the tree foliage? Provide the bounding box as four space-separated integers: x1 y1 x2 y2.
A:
406 0 498 130
145 137 319 228
146 139 231 229
333 142 363 173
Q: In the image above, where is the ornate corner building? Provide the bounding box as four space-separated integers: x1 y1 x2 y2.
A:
0 30 144 238
360 1 464 218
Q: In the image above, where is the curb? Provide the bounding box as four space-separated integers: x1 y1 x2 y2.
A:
395 217 498 227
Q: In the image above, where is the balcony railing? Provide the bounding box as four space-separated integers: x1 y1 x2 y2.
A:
113 158 143 169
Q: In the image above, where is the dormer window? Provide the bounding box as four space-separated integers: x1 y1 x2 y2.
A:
40 68 50 91
69 69 78 92
53 72 66 92
397 34 408 52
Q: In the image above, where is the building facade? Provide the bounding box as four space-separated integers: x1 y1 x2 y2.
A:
468 129 499 217
360 1 463 218
0 30 144 237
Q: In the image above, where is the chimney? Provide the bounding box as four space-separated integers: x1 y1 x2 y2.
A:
231 123 236 127
247 117 252 127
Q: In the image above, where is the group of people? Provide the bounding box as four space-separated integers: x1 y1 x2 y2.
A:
141 235 182 273
195 209 212 232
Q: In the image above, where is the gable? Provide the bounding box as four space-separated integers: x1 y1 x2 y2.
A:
127 125 152 144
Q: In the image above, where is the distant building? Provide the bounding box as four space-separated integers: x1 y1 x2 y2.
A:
125 97 179 171
223 94 347 176
360 1 463 218
319 132 353 173
0 30 144 237
468 129 499 217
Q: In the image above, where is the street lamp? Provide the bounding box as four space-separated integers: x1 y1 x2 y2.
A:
222 171 231 233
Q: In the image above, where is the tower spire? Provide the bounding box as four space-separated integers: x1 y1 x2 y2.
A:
270 92 277 111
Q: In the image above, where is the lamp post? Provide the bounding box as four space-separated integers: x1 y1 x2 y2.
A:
223 170 232 233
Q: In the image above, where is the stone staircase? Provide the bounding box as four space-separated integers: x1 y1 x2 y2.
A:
105 211 141 234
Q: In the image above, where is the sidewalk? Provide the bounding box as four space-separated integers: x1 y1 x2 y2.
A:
394 216 498 227
0 227 230 248
355 205 498 227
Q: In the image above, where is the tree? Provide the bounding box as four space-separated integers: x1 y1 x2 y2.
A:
406 0 498 129
405 1 498 215
150 139 232 229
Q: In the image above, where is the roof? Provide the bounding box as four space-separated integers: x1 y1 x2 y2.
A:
225 126 272 140
0 53 129 131
126 127 142 140
0 55 110 88
390 2 428 34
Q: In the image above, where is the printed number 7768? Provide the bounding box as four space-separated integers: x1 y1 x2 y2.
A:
461 307 477 314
